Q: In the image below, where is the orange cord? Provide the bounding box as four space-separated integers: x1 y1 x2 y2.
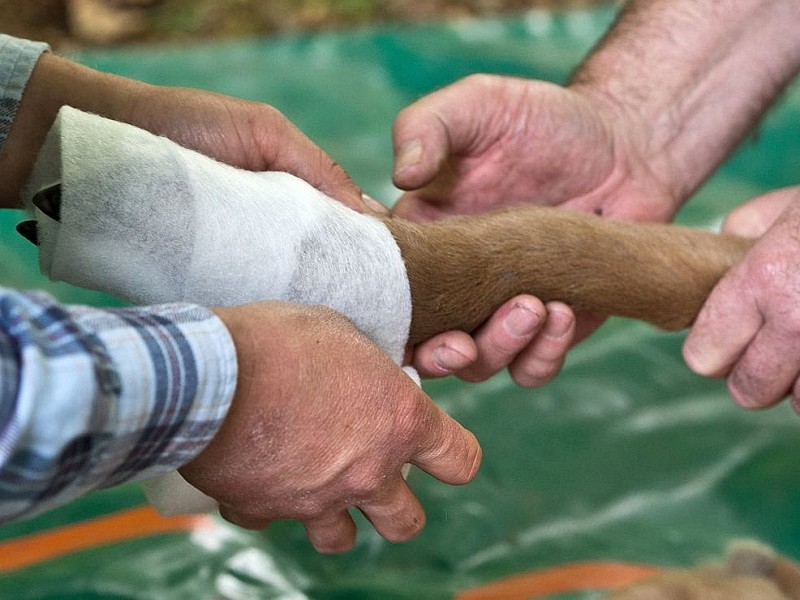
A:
0 507 659 598
455 561 662 600
0 505 213 572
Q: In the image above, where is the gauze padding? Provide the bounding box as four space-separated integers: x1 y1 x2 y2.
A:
24 106 414 515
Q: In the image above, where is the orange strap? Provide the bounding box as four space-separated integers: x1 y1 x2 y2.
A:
0 507 660 597
0 505 213 572
454 561 661 600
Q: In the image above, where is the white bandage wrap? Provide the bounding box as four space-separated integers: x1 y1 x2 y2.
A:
24 107 415 515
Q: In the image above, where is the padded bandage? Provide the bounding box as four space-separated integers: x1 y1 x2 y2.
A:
24 107 414 515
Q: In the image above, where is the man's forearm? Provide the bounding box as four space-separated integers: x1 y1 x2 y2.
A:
570 0 800 202
0 39 151 209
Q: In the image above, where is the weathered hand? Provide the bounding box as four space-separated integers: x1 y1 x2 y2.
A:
391 74 672 386
1 52 370 212
181 301 481 553
392 74 675 223
123 84 368 211
684 186 800 410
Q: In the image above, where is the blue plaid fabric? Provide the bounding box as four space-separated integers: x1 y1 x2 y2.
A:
0 288 236 522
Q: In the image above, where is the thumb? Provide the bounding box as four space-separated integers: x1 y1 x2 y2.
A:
392 105 452 191
392 76 493 191
682 273 760 378
723 187 800 238
409 398 482 486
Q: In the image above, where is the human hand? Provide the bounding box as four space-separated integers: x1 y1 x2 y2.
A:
180 301 481 554
391 74 671 385
122 84 371 212
406 296 584 388
392 74 676 223
684 186 800 410
1 51 371 213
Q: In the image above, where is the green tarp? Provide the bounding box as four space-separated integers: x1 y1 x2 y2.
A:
2 6 800 599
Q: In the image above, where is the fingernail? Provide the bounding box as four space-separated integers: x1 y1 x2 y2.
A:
362 192 389 214
32 183 62 222
395 140 423 175
16 220 39 246
433 344 469 373
546 308 574 338
504 305 542 338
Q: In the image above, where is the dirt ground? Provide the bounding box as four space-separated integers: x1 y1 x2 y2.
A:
0 0 613 49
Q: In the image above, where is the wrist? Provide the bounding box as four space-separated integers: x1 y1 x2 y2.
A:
569 0 800 205
0 52 153 208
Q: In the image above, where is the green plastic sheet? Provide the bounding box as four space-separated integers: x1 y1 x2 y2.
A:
2 6 800 599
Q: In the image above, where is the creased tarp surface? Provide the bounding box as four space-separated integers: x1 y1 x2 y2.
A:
1 6 800 599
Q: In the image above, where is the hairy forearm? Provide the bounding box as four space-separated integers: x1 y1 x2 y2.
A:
0 53 150 209
570 0 800 202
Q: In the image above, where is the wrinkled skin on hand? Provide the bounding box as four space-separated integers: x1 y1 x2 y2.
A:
124 85 366 211
392 74 676 223
684 185 800 411
181 301 481 554
391 74 676 386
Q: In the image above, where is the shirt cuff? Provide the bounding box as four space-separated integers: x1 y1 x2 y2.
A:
67 302 238 488
0 34 49 155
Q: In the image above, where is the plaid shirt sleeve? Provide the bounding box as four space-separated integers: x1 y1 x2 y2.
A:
0 34 237 522
0 288 237 522
0 34 49 155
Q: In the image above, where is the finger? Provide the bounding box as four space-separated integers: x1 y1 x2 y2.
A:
392 76 491 191
392 101 453 191
683 276 762 378
723 187 799 238
410 404 482 486
726 320 800 409
361 192 391 216
507 302 576 388
262 115 366 211
454 296 546 383
409 330 478 378
296 151 366 212
358 477 426 544
303 511 358 554
218 506 271 530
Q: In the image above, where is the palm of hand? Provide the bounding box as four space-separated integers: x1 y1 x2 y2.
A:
393 75 674 223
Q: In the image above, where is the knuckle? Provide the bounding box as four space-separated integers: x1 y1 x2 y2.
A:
292 495 328 520
355 475 386 499
347 465 391 499
391 390 430 443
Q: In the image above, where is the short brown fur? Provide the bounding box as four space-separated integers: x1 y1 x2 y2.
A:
382 207 753 345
